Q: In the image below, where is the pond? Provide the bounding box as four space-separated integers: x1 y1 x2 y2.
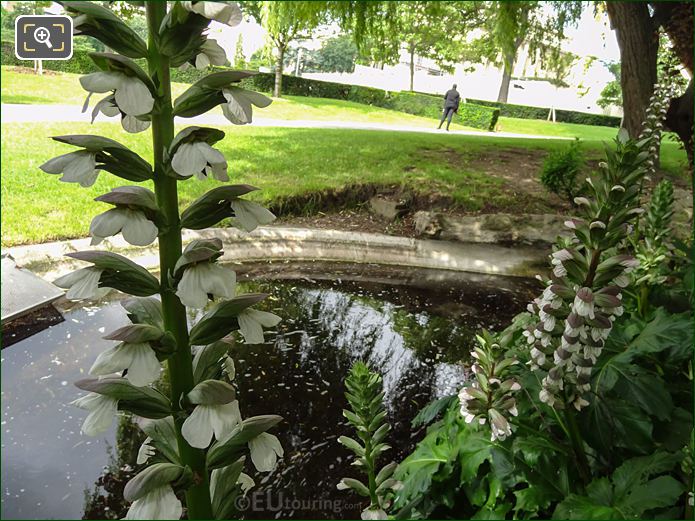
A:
1 263 538 520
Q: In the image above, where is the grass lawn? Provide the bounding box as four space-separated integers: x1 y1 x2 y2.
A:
1 121 689 246
2 66 628 139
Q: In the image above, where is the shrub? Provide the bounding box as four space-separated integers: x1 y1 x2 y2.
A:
468 96 622 128
539 138 584 201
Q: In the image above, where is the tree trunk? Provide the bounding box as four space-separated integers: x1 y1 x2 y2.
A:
665 79 694 166
409 43 415 92
274 44 285 98
496 49 515 103
606 2 658 138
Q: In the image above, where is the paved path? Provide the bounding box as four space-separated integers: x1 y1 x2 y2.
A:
1 103 570 140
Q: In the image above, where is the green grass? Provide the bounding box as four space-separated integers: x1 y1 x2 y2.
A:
1 121 688 246
1 67 630 139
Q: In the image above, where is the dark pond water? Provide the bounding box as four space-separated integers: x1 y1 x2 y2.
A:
1 263 538 520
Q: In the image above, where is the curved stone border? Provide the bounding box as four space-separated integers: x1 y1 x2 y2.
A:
5 226 549 280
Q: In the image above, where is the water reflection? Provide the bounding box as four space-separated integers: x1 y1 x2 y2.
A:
1 267 536 519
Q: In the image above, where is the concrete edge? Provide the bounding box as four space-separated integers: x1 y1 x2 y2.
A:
3 226 550 281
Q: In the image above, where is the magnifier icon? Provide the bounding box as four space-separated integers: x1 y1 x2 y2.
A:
33 26 52 49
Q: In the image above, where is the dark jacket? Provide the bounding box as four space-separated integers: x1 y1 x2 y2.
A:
443 88 460 110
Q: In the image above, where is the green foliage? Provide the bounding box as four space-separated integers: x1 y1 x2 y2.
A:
554 452 685 519
337 361 399 517
300 34 358 74
468 96 622 128
539 138 584 201
597 61 621 110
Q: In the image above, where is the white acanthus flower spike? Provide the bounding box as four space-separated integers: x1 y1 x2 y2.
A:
249 432 284 472
175 262 236 308
488 409 512 442
181 400 241 449
171 141 228 181
90 342 161 387
194 39 227 69
136 437 155 465
40 150 99 187
230 199 276 232
573 287 595 319
81 71 154 117
238 309 282 344
90 208 159 246
124 485 182 520
180 1 242 26
54 267 108 300
71 393 119 436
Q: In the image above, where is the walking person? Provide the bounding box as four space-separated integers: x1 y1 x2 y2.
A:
437 83 460 131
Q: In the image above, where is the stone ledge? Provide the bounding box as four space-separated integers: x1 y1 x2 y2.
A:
4 226 549 281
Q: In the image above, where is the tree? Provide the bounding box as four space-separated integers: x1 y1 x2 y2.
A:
606 1 693 161
464 1 583 103
239 1 326 97
233 33 245 68
312 34 358 73
597 61 621 109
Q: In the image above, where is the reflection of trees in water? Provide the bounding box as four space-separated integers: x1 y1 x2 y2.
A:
82 415 144 520
77 277 529 519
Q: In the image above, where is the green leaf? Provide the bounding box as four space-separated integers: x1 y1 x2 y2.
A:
189 293 268 345
412 395 458 427
553 494 621 520
338 478 370 497
582 397 653 455
613 373 673 421
626 308 692 360
173 71 256 118
89 52 155 92
123 463 184 502
210 458 245 520
138 416 180 465
618 476 685 516
612 451 682 498
207 415 283 469
188 380 236 405
513 484 558 516
66 251 160 297
51 135 153 182
338 435 365 456
103 324 163 343
180 185 259 230
75 376 171 418
95 186 158 211
193 340 232 384
62 1 147 58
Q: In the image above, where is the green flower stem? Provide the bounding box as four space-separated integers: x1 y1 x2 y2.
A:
563 404 590 487
363 437 379 507
146 4 212 518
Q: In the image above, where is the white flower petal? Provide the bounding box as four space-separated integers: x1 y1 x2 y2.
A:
90 208 129 245
124 343 162 387
54 267 105 300
122 115 151 133
201 39 227 66
60 151 98 187
77 394 119 436
171 142 208 177
80 71 123 93
249 432 283 472
120 210 159 246
40 152 78 174
361 507 388 520
137 437 155 465
238 472 255 494
221 89 252 124
210 401 241 440
195 52 211 69
125 485 182 520
175 267 208 308
115 76 155 116
230 199 276 232
90 342 134 376
181 404 215 448
183 1 242 26
238 309 281 344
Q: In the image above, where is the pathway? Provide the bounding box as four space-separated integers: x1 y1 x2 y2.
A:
1 103 570 140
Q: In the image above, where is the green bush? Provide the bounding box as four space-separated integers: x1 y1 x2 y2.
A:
468 96 622 128
2 41 99 73
539 138 584 201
